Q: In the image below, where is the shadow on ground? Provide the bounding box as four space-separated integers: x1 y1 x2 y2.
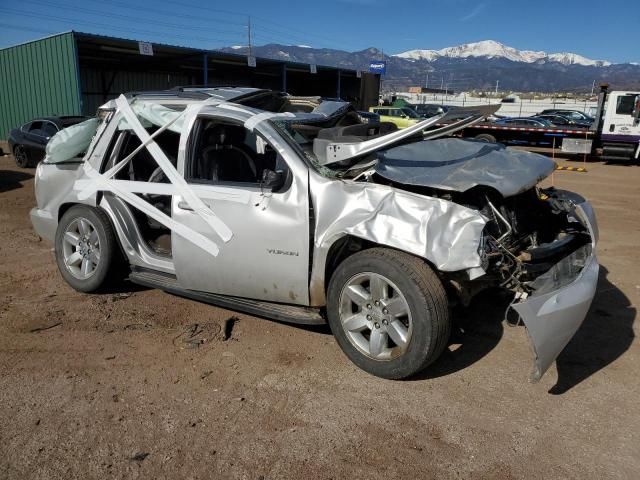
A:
0 170 33 193
550 265 635 394
413 265 634 393
413 287 508 382
96 264 634 392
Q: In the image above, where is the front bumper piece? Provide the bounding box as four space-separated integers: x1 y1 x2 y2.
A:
511 201 599 382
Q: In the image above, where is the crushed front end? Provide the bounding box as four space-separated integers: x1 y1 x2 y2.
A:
471 187 599 381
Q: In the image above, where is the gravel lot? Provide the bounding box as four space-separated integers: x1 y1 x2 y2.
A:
0 152 638 479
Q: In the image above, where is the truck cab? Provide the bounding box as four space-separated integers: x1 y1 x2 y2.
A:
596 89 640 162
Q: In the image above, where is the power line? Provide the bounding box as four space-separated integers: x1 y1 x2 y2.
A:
250 22 347 50
138 0 360 50
21 0 244 36
0 22 58 37
79 0 247 28
13 0 366 53
2 10 244 46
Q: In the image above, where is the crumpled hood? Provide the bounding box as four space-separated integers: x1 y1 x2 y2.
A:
374 138 556 197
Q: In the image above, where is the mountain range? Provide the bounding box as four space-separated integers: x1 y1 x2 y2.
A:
223 40 640 93
394 40 611 67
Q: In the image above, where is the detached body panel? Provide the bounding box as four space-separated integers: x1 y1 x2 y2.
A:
513 201 599 381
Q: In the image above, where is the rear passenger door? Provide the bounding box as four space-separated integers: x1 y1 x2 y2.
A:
171 117 311 305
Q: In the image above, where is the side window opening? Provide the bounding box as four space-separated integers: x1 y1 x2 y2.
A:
42 122 58 138
28 121 44 136
103 127 181 258
616 94 638 116
187 120 283 186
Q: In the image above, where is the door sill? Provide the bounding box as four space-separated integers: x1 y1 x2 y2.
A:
129 268 325 325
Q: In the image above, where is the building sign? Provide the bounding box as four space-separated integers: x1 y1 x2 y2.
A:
138 42 154 56
310 64 317 74
248 56 256 68
368 61 386 75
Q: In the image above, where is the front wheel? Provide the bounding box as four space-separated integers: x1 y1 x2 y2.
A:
326 248 450 380
54 205 122 292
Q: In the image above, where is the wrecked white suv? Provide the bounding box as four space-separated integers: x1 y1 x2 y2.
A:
31 87 599 381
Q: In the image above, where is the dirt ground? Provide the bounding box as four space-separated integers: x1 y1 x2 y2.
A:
0 152 638 479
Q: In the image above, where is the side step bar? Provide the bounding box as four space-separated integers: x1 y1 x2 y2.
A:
129 268 326 326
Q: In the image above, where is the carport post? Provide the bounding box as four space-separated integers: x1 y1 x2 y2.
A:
337 70 341 99
203 53 209 86
282 64 287 92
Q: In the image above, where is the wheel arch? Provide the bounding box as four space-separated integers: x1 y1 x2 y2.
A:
57 202 77 221
57 202 128 265
310 233 441 307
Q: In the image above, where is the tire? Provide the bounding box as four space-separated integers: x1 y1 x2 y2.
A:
54 205 122 293
13 145 31 168
326 248 450 379
474 133 497 143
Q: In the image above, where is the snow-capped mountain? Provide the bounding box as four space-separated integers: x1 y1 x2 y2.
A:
547 52 610 67
394 40 611 67
221 43 640 91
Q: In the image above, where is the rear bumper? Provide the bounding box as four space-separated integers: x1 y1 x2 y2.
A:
30 207 56 244
512 200 599 382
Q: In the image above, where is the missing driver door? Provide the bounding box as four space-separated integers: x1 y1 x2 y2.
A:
171 117 310 305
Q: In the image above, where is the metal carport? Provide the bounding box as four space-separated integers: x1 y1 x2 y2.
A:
0 31 380 139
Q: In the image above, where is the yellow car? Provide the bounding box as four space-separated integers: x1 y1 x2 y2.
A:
369 106 422 128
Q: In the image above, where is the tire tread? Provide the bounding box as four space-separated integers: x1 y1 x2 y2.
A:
327 247 450 379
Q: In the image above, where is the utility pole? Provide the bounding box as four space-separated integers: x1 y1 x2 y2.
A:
247 16 253 59
495 80 499 97
590 79 596 96
380 48 384 97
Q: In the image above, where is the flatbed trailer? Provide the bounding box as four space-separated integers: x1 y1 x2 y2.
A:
451 122 594 147
434 85 640 163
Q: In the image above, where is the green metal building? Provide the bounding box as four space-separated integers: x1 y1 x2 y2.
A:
0 31 380 140
0 32 81 140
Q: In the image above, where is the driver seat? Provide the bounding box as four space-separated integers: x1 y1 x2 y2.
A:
201 126 257 182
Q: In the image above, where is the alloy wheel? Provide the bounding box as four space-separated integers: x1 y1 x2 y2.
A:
338 272 413 360
61 217 101 279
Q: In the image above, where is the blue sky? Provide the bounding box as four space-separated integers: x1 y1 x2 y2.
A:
0 0 637 63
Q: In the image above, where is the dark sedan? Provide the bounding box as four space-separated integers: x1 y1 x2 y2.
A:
8 116 88 167
539 109 594 124
536 114 591 128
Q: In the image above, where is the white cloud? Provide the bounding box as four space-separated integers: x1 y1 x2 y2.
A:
460 2 487 22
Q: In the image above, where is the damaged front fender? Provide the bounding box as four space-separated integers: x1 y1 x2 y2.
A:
308 175 487 305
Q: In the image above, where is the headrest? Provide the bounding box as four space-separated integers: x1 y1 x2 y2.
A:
204 125 245 146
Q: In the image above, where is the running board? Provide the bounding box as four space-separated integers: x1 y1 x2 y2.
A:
129 268 326 325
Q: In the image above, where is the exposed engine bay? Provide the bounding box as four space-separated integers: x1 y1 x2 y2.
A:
368 169 592 303
464 186 591 296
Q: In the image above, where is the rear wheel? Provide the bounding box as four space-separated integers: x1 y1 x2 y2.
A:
327 248 450 379
13 145 31 168
55 205 122 292
474 133 497 143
